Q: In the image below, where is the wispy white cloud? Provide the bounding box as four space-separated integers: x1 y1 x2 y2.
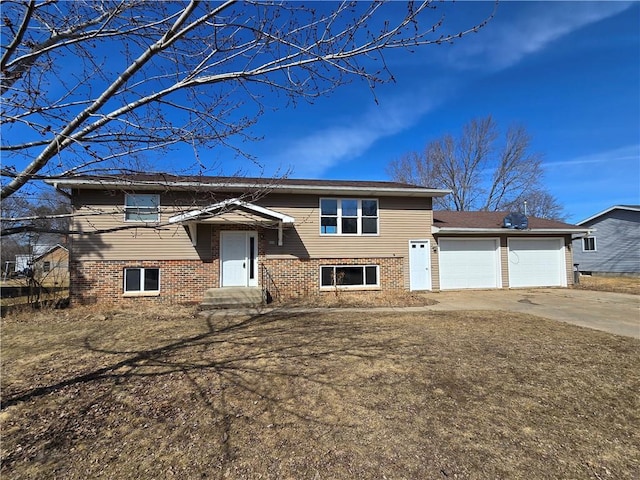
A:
267 2 635 178
546 144 640 170
448 2 634 71
271 84 450 178
546 144 640 222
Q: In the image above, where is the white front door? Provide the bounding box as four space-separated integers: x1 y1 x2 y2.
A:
221 231 258 287
409 240 432 290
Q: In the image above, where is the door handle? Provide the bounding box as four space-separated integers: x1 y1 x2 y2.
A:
243 262 246 269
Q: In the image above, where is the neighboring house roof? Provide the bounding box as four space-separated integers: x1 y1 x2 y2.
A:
576 205 640 225
34 244 69 262
46 174 451 198
432 211 590 235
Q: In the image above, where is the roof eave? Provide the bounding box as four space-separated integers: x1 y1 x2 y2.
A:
432 227 591 235
46 179 450 198
576 205 640 225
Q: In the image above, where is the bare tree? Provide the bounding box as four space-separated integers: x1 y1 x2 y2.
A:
1 189 71 238
1 0 495 201
387 115 565 219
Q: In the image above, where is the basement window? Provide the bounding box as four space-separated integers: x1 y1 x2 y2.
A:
320 265 379 289
124 267 160 296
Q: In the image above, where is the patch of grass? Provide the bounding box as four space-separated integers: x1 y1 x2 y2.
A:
575 275 640 295
1 306 639 479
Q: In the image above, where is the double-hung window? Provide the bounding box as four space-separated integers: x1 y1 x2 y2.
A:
582 237 597 252
125 194 160 222
320 198 378 235
320 265 379 289
124 267 160 295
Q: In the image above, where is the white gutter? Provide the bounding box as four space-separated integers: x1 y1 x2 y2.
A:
431 226 592 235
47 179 450 198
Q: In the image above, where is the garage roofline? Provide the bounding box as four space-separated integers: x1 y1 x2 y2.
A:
432 227 592 235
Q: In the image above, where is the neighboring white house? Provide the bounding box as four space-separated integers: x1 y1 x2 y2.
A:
572 205 640 275
14 244 54 273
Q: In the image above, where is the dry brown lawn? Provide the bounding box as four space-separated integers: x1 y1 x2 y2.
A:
1 305 639 479
575 275 640 295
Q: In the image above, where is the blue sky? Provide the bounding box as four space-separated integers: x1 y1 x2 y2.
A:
216 1 639 223
4 1 638 224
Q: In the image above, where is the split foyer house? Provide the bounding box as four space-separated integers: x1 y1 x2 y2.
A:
47 174 589 305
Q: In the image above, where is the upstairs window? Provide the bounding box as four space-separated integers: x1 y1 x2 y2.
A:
320 198 378 235
125 194 160 222
582 237 597 252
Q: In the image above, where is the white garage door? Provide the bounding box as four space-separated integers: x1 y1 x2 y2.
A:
508 238 566 288
439 238 501 289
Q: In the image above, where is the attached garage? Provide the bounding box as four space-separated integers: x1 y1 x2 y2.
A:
432 211 590 291
439 238 501 289
508 238 567 287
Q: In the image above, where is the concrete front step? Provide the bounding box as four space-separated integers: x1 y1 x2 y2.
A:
201 287 263 309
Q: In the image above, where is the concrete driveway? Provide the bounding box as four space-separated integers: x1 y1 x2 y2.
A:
206 288 639 339
424 288 640 339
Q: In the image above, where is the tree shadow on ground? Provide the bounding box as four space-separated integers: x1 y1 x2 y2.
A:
1 308 414 476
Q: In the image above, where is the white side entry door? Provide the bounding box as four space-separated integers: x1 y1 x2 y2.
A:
409 240 432 291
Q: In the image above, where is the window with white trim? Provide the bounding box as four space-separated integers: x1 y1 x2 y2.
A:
320 198 378 235
320 265 379 288
582 237 597 252
125 194 160 222
124 267 160 293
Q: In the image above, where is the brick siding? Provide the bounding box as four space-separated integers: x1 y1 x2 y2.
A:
70 255 406 305
70 224 408 305
260 257 404 300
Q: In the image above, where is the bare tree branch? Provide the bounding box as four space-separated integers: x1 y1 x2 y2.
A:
2 0 496 200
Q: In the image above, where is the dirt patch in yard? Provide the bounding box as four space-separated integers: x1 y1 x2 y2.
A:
1 306 638 479
279 290 438 308
574 275 640 295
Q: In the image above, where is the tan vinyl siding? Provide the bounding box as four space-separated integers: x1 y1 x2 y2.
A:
72 190 201 261
261 194 433 257
564 235 575 286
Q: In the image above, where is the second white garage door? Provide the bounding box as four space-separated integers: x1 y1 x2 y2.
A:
508 238 567 287
439 238 501 289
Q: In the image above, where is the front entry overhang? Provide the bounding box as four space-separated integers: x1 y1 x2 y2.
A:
168 198 295 246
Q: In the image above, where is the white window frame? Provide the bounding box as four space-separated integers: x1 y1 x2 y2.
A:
319 265 380 290
582 236 597 252
123 267 160 296
124 194 160 223
319 198 379 236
